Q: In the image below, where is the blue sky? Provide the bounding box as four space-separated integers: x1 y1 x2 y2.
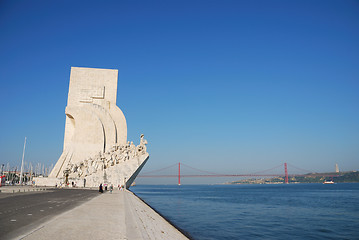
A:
0 1 358 183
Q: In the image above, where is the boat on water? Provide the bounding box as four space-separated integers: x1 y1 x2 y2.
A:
323 180 335 184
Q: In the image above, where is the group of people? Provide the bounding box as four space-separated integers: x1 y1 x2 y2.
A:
99 183 126 193
99 183 114 193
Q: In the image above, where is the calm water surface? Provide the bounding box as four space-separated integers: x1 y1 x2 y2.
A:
131 183 359 239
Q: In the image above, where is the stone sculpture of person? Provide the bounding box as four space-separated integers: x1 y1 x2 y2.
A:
111 145 117 152
110 156 115 166
83 159 88 168
111 152 117 164
78 163 84 177
84 159 90 176
92 160 99 173
104 151 110 162
88 159 94 174
130 141 136 158
125 141 130 152
124 150 129 161
71 164 78 173
115 152 120 164
136 145 143 155
119 145 124 154
105 153 111 166
97 160 103 171
140 134 147 154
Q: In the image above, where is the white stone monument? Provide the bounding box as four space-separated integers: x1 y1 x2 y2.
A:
34 67 149 188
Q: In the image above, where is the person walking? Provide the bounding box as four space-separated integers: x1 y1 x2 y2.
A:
99 183 103 193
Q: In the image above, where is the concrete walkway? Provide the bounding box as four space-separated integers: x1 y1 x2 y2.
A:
18 190 189 240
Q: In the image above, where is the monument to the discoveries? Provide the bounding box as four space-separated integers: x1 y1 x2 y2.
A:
34 67 149 188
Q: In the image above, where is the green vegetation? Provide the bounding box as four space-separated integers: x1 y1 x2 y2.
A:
332 171 359 183
229 171 359 184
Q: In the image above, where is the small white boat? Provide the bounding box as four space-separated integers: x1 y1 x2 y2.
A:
323 180 334 184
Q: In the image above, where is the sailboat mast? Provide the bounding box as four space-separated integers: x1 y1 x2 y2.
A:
19 137 26 185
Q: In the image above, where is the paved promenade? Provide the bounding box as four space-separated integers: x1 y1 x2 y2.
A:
16 189 188 240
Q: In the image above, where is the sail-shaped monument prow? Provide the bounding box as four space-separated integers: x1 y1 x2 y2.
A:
34 67 149 188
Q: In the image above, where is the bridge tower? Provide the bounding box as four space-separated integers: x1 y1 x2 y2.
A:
284 163 289 184
178 162 181 186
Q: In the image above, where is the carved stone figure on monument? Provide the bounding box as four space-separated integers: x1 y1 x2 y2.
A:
88 159 94 174
78 164 83 177
98 160 104 172
137 145 144 155
84 159 89 168
110 145 116 152
140 134 148 154
111 153 116 164
63 169 70 183
71 164 78 173
85 166 89 177
130 142 136 158
105 151 110 162
124 149 129 161
93 160 99 173
114 152 120 164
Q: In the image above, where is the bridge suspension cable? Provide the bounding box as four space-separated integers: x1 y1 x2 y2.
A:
250 163 284 175
180 162 219 175
140 163 178 175
286 163 314 174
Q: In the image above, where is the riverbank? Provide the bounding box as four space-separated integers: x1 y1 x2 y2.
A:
13 189 188 240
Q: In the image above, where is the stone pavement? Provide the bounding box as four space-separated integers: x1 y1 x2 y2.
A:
18 190 189 240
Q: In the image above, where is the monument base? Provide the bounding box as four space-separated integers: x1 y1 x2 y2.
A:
33 177 62 187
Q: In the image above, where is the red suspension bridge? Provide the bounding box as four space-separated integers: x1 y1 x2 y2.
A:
138 162 339 185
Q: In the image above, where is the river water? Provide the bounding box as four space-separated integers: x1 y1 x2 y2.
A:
131 183 359 239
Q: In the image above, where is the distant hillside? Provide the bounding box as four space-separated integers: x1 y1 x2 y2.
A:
229 171 359 184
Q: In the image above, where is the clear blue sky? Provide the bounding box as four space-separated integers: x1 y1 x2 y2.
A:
0 1 358 182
